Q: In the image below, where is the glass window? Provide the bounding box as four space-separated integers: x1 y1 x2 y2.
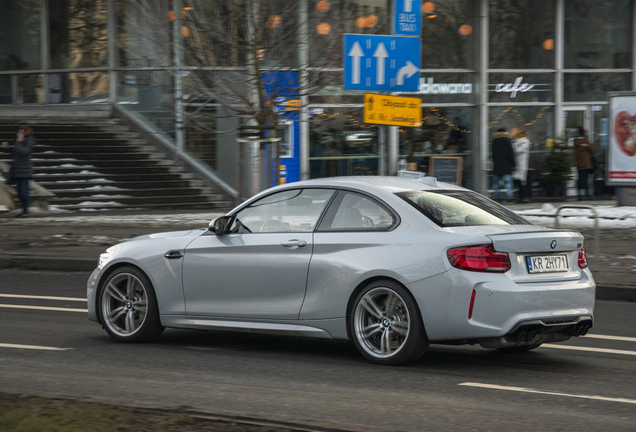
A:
0 76 11 104
231 189 335 234
309 107 380 178
564 0 631 69
564 73 631 102
49 0 108 70
489 73 553 103
489 0 555 69
319 191 395 231
398 107 474 189
17 75 44 104
421 0 477 69
488 106 554 146
309 0 390 67
185 106 217 171
117 70 175 140
0 0 41 71
397 190 531 227
47 72 109 104
116 0 170 68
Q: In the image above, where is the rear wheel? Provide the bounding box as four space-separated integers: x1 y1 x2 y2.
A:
98 266 164 343
350 280 428 365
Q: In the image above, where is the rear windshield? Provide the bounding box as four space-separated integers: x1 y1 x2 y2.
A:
397 190 531 227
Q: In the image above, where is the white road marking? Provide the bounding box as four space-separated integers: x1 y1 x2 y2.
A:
0 294 86 302
586 334 636 343
459 382 636 405
0 343 72 351
542 344 636 356
0 304 87 313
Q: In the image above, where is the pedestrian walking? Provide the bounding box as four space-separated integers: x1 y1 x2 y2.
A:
491 127 515 203
512 130 531 203
1 125 36 217
573 126 594 200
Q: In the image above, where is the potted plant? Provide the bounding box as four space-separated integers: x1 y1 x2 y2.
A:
541 136 573 197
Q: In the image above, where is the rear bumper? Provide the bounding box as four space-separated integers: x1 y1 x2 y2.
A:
410 269 595 342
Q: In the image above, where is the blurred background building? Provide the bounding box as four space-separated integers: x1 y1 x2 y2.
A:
0 0 633 199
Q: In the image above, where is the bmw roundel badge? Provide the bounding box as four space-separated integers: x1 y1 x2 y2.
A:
550 239 557 249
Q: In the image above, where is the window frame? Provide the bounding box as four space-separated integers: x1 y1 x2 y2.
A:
228 187 338 234
316 189 400 233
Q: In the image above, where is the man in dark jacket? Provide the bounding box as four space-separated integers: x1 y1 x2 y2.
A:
491 127 516 203
2 125 36 217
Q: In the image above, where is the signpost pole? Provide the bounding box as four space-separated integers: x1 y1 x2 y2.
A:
379 125 386 176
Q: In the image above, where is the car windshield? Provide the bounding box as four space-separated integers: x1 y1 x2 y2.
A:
397 190 531 227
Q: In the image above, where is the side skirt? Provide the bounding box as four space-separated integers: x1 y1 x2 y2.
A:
160 316 349 340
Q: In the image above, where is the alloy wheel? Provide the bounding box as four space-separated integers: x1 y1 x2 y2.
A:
353 287 411 359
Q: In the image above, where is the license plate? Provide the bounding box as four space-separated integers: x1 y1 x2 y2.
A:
526 254 569 273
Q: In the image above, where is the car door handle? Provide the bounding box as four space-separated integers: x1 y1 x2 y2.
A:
165 250 183 259
281 240 307 249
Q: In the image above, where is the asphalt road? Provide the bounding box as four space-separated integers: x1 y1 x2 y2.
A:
1 269 635 432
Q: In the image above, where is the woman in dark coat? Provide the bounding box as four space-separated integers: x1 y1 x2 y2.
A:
2 125 36 217
491 127 516 203
573 126 594 200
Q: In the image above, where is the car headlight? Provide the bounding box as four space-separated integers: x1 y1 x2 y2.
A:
98 252 112 269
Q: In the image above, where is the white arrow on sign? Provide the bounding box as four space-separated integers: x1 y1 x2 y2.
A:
348 42 364 84
373 42 389 85
404 0 415 12
396 61 419 85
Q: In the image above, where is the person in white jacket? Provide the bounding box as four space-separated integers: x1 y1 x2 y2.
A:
512 131 530 203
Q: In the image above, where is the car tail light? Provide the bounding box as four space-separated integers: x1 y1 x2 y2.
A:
578 245 588 269
447 244 511 273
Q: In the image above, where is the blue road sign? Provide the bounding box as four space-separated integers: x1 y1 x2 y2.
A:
394 0 421 36
343 34 420 92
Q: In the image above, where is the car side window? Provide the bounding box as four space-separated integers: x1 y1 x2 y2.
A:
229 189 335 234
319 191 396 231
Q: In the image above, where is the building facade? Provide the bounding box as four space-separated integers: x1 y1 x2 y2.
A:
1 0 634 197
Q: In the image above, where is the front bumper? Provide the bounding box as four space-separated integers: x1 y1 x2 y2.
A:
87 266 100 323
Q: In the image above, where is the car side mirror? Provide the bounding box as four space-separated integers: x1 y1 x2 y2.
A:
209 216 231 235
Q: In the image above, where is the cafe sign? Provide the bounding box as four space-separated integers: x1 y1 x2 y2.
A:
494 77 535 98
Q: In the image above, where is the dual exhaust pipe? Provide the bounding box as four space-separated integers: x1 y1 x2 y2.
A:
517 330 537 343
508 318 593 343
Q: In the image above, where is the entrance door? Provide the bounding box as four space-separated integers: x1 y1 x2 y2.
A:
563 106 592 144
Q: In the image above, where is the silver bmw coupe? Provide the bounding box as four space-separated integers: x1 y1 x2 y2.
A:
88 177 595 365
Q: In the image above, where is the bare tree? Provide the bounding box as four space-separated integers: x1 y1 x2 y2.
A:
116 0 391 129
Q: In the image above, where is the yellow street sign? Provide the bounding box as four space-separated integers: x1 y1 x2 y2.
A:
363 94 422 127
284 99 301 110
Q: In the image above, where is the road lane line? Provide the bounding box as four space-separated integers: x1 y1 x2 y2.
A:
459 382 636 405
542 344 636 356
0 343 72 351
0 294 86 302
586 334 636 343
0 304 87 313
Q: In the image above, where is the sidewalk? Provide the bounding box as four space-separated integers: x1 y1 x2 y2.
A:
1 201 634 302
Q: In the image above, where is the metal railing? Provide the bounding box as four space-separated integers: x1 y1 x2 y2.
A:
554 205 599 257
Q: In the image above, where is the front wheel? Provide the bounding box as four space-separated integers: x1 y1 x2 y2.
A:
350 280 428 365
98 266 164 343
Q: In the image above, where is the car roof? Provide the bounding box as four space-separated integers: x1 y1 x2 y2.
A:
281 176 465 195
